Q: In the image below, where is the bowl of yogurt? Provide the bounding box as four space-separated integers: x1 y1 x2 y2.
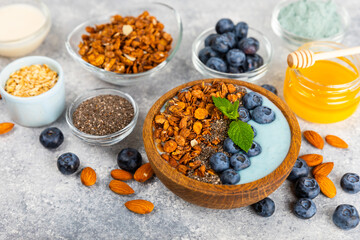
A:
0 0 51 57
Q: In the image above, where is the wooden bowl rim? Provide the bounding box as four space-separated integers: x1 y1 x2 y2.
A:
143 78 301 195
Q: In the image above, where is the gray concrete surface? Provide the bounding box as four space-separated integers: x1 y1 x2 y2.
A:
1 0 360 239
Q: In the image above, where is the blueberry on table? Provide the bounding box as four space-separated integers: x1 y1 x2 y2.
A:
206 57 227 72
220 169 240 185
223 137 241 154
204 33 218 46
333 204 359 230
226 49 246 67
39 127 64 149
252 197 275 217
215 18 235 34
287 158 309 182
237 106 251 122
251 125 257 137
238 37 259 55
293 198 317 219
230 152 251 171
341 173 360 194
246 141 262 157
223 32 237 49
294 177 320 199
261 84 278 95
57 152 80 175
234 22 248 40
210 35 231 53
198 46 220 64
117 148 142 172
209 152 230 173
251 106 276 124
242 92 263 110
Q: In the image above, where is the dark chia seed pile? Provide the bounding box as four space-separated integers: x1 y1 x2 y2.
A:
188 119 231 185
72 95 134 136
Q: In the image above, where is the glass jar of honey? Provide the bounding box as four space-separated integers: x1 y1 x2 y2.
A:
284 41 360 123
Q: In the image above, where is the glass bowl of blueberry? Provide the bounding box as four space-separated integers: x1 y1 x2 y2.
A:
192 19 272 82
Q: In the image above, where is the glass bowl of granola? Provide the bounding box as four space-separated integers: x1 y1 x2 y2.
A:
143 78 301 209
65 2 182 86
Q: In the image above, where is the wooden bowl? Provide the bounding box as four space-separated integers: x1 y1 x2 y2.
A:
143 79 301 209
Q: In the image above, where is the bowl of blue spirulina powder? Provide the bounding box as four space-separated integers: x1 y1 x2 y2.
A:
272 0 349 49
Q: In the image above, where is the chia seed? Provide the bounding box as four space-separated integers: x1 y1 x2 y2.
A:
72 94 134 136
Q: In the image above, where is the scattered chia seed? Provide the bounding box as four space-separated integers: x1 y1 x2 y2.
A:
72 95 134 136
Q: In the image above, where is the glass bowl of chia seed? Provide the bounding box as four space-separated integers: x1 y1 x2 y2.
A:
66 88 139 146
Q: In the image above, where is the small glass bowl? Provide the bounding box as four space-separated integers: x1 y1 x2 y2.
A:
271 0 350 51
0 0 51 57
66 88 139 146
192 27 272 82
65 2 182 86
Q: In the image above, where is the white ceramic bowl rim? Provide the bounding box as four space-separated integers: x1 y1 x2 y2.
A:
0 56 63 102
65 88 139 140
0 0 51 45
65 1 183 78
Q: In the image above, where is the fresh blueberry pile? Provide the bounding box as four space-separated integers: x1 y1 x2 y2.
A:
209 91 276 185
198 19 263 73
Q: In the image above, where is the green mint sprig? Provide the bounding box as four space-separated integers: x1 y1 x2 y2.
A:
212 96 254 152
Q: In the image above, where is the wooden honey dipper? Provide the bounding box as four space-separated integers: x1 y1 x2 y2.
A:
287 46 360 69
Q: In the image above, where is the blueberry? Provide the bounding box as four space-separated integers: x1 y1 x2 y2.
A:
251 125 257 137
261 84 278 95
234 22 248 40
117 148 142 172
228 66 245 73
333 204 360 230
246 141 262 157
220 169 240 185
209 152 230 173
251 106 276 124
287 158 309 182
230 152 251 171
242 92 263 110
39 127 64 149
215 18 234 34
204 33 218 46
223 32 237 49
238 106 251 122
210 35 230 53
294 177 320 199
198 46 220 64
252 197 275 217
341 173 360 194
245 54 263 71
293 198 317 219
238 37 259 55
206 57 227 72
57 152 80 175
223 137 241 154
226 49 246 67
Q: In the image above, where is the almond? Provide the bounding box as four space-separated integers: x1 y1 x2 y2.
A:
0 122 15 135
111 169 133 181
109 180 134 195
312 162 334 177
299 154 323 167
325 135 348 149
315 175 336 198
134 163 154 182
303 130 324 149
125 199 154 214
80 167 97 186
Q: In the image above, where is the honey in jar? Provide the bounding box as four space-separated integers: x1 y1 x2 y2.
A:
284 41 360 123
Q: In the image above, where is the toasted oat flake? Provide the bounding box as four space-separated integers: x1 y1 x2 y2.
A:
5 64 58 97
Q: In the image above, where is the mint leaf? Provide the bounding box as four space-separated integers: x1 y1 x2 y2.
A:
228 120 254 152
212 96 239 120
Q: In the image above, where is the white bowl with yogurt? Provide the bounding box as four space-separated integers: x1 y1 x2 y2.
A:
0 0 51 57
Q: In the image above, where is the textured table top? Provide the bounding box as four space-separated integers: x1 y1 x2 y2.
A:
1 0 360 239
